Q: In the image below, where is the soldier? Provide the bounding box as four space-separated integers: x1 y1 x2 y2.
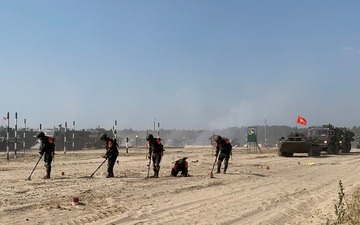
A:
146 134 164 178
36 131 55 179
171 157 189 177
99 133 119 178
214 135 232 174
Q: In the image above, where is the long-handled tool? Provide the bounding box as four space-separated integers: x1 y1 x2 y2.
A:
90 158 107 178
210 154 219 178
146 151 152 178
27 154 43 180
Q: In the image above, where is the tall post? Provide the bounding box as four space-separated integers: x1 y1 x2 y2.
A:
6 112 9 160
153 118 156 133
72 121 75 153
39 124 42 131
14 112 17 159
146 130 149 159
114 120 117 140
265 118 268 147
23 119 26 154
126 136 129 155
157 122 160 138
64 122 67 154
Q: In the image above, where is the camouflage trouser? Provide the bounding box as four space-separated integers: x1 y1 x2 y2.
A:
44 153 53 176
217 153 230 172
152 154 162 176
107 155 117 177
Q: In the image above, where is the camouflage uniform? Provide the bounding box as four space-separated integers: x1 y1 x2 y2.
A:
104 138 119 178
38 135 55 179
215 136 232 174
148 137 164 178
171 157 189 177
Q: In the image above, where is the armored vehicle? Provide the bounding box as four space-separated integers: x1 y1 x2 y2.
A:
307 124 340 154
307 124 353 154
339 128 354 153
277 132 321 157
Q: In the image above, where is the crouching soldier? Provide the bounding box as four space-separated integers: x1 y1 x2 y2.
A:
171 157 189 177
146 134 164 178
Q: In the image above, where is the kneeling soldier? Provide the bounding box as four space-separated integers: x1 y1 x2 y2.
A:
171 157 189 177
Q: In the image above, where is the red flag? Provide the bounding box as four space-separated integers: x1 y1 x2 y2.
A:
297 115 307 125
3 117 7 121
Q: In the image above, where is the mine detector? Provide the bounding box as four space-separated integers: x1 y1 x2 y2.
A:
277 132 321 157
307 124 354 154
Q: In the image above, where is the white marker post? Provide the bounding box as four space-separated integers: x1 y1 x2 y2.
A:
6 112 9 160
23 119 26 154
72 121 75 154
157 122 160 138
64 122 67 154
114 120 117 140
14 112 17 159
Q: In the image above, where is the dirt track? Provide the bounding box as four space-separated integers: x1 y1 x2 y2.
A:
1 147 360 225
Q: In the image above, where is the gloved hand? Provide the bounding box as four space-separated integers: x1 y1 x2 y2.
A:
102 154 107 159
38 153 43 158
214 154 218 157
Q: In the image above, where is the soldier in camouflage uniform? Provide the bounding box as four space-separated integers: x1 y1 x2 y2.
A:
37 131 55 179
99 133 119 178
171 157 189 177
146 134 164 178
214 135 232 174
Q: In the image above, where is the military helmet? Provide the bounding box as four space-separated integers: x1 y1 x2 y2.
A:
146 134 154 141
99 133 107 141
36 131 45 138
214 135 221 142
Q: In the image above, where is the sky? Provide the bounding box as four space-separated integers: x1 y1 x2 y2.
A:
1 1 360 130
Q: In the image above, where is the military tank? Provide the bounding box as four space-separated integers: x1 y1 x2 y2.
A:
277 132 321 157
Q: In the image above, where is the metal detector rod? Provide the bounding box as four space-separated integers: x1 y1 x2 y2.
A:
90 158 107 177
28 155 43 180
210 154 219 176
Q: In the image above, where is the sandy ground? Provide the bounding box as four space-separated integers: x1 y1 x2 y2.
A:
1 146 360 225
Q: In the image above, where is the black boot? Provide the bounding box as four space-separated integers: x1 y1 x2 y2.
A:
151 169 158 178
224 163 228 174
43 166 51 179
217 162 221 173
